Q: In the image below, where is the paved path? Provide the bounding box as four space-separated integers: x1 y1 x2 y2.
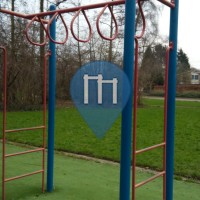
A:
144 96 200 102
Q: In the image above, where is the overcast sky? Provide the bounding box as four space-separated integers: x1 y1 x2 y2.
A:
159 0 199 69
85 0 200 69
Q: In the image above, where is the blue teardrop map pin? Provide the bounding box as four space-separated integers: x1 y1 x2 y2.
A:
70 61 130 138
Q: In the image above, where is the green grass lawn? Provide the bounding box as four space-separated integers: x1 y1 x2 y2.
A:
0 143 200 200
0 99 200 180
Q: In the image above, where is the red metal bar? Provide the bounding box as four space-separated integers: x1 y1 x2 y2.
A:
70 9 92 43
163 42 173 200
0 48 49 200
132 1 170 199
135 171 165 188
5 148 44 158
157 0 175 8
136 142 165 154
132 38 139 200
132 1 146 199
0 8 48 23
0 8 29 18
1 46 7 200
96 5 118 41
42 51 50 192
0 0 127 20
5 126 45 133
26 0 126 19
5 170 44 182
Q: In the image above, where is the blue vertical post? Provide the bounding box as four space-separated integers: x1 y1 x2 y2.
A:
166 1 179 200
47 4 56 192
120 0 136 200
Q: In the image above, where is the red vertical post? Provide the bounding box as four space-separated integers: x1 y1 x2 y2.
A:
42 51 51 192
132 38 139 200
132 1 146 199
163 43 173 200
1 46 7 200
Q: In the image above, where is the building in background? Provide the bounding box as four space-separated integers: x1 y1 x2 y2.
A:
191 68 200 84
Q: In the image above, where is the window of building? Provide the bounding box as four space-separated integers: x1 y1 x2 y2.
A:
192 75 195 80
192 74 199 80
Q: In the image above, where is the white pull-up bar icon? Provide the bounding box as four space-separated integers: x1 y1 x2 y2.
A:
83 74 118 104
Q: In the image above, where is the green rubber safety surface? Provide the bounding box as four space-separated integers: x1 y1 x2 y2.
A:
0 143 199 200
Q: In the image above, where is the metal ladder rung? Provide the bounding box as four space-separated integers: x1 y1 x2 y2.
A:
135 171 165 188
5 126 45 133
5 169 44 182
5 148 45 158
136 142 165 155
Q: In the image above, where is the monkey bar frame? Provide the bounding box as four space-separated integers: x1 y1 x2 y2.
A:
0 0 175 20
1 0 178 200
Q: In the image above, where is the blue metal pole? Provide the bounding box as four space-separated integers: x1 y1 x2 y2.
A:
119 0 136 199
166 1 179 200
47 4 56 192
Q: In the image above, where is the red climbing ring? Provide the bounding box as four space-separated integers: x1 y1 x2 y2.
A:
47 12 68 44
96 5 118 41
24 16 48 46
135 0 146 39
70 9 92 43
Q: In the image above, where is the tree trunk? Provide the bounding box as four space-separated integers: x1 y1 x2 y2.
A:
9 0 16 105
11 0 15 59
77 13 82 66
108 5 113 62
40 0 45 104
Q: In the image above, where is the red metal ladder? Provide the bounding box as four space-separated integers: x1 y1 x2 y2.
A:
1 46 50 200
132 42 173 200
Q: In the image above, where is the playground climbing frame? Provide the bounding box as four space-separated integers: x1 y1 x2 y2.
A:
0 0 179 200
